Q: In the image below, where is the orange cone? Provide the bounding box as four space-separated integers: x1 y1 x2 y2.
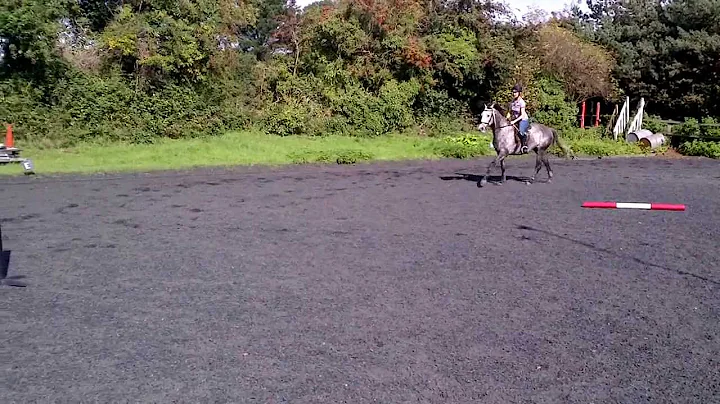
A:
5 124 13 148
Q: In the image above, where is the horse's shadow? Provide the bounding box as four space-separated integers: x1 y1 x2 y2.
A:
440 172 539 186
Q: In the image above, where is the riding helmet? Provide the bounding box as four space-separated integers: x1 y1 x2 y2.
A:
512 84 523 93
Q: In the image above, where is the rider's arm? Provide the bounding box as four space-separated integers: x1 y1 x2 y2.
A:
511 106 528 124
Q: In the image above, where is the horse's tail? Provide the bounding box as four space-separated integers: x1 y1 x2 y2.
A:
552 128 575 160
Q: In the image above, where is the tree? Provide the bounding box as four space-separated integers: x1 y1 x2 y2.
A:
532 23 618 103
0 0 77 78
569 0 720 119
99 0 258 85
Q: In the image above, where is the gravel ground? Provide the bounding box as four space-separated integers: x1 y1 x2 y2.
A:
1 155 719 403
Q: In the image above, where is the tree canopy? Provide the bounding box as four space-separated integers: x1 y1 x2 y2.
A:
0 0 717 145
569 0 720 118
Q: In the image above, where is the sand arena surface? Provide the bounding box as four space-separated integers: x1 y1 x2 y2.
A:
1 156 719 402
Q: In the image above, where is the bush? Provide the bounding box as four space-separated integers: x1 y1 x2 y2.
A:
532 77 578 131
259 76 424 138
413 88 466 118
700 117 720 138
533 23 617 102
434 133 493 158
643 113 666 133
418 116 475 138
543 127 646 156
262 103 316 137
674 118 701 137
548 126 604 142
493 74 579 132
336 150 374 164
328 80 420 137
0 80 58 147
678 140 720 159
331 86 388 136
672 117 720 138
0 71 254 147
288 150 334 164
287 149 374 164
564 138 644 156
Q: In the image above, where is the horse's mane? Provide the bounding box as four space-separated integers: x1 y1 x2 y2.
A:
491 102 509 116
488 102 511 124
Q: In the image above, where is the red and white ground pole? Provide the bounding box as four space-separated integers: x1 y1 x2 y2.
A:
582 201 686 211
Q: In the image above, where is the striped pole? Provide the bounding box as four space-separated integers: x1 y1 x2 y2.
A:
582 201 685 211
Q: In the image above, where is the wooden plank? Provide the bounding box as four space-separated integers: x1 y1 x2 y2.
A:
667 134 720 141
0 158 28 164
658 119 720 127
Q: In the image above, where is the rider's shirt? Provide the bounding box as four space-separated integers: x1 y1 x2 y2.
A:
511 98 526 120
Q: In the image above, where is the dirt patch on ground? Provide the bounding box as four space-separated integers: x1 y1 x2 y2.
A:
654 147 691 159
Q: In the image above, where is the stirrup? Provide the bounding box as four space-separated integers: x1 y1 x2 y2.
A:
519 137 528 153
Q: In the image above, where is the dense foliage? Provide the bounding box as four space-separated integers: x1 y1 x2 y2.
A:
569 0 720 120
0 0 718 148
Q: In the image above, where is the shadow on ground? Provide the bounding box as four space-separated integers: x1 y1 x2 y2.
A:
517 224 719 285
440 172 540 185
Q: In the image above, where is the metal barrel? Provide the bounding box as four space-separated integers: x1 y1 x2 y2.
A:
626 129 653 143
639 133 666 149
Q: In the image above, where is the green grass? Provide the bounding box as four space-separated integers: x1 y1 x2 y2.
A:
0 130 469 176
0 129 657 176
563 137 649 157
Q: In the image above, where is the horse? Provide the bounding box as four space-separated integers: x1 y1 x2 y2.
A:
476 102 574 187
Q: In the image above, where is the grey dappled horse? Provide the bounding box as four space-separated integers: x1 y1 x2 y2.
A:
476 103 573 187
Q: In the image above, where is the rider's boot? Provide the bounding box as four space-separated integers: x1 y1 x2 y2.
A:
520 135 528 154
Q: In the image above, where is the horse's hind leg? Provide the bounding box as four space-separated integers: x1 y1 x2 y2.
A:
500 158 507 183
541 149 553 182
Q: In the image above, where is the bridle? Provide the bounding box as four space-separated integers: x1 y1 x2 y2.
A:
480 106 516 130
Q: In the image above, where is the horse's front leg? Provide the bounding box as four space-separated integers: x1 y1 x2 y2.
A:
479 151 507 187
530 151 543 183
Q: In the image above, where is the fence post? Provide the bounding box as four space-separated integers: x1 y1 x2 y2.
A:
625 96 630 129
595 102 600 127
613 99 628 141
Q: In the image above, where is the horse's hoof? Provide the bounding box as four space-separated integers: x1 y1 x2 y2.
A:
479 178 487 187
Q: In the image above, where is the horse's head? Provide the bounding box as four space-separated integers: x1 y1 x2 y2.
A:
477 103 496 132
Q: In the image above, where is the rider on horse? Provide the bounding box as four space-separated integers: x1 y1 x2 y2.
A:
506 84 529 154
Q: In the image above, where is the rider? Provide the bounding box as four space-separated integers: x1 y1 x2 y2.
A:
507 84 529 154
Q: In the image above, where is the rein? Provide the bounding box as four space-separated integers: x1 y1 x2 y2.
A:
485 109 518 131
